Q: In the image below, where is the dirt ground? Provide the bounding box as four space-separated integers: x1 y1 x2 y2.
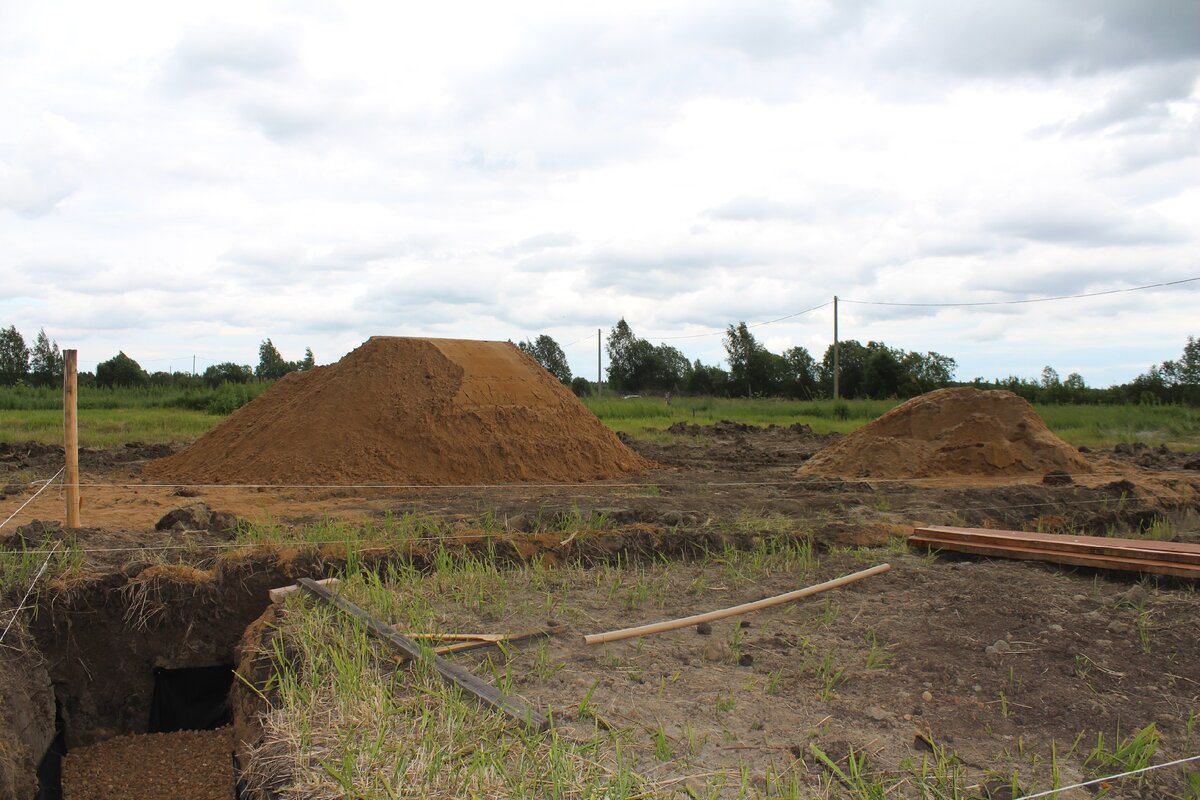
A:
3 423 1200 799
2 425 1198 553
386 549 1200 798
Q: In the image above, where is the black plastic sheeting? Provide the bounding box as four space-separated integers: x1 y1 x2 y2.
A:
149 665 234 733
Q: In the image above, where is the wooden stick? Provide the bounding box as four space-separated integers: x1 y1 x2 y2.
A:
394 625 568 661
583 563 891 646
296 578 549 731
62 349 80 528
405 632 511 642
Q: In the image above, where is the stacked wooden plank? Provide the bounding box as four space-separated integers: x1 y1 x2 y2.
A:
909 525 1200 579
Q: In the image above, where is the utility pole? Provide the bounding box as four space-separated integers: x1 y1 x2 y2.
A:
596 328 602 396
192 354 196 376
833 295 840 401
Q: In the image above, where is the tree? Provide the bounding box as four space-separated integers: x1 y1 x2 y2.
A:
782 346 819 399
863 343 903 399
605 320 657 392
649 344 689 391
900 351 957 394
820 340 870 399
517 335 572 383
683 359 730 396
570 376 592 397
723 322 786 397
723 322 758 396
1159 336 1199 387
28 328 63 388
300 348 316 371
256 339 293 380
96 351 149 387
203 362 254 388
0 326 30 386
1182 336 1200 385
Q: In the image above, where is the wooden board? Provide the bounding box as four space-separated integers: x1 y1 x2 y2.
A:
910 534 1200 579
296 578 549 731
913 526 1200 567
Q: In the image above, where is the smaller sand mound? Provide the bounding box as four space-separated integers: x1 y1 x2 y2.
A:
800 388 1091 479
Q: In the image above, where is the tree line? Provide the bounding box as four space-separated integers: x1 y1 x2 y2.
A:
517 321 1198 405
3 321 1196 405
974 336 1200 406
0 327 314 388
513 319 957 400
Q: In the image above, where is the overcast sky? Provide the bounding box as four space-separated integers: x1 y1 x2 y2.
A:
2 1 1198 386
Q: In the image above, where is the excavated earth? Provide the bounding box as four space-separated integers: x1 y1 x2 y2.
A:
800 388 1093 479
143 337 651 486
1 411 1199 798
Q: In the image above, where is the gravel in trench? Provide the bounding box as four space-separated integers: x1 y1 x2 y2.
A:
62 727 233 800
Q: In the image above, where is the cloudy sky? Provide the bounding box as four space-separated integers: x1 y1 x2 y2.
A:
2 1 1198 386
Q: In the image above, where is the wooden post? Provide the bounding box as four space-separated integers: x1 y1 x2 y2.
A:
63 349 80 528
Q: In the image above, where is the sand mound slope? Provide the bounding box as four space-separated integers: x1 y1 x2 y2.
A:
799 388 1091 479
145 337 650 486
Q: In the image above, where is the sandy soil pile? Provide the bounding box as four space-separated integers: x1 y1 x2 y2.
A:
145 337 650 486
800 387 1092 479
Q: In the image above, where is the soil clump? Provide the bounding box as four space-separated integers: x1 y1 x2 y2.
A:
145 337 650 486
61 727 233 800
799 387 1093 479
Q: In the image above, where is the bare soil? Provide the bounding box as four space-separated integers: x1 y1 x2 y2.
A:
387 550 1200 798
2 416 1200 799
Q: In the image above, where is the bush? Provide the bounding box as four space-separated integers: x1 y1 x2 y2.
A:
96 352 149 388
570 376 592 397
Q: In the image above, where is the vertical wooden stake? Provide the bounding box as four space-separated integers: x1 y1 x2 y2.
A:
63 349 80 528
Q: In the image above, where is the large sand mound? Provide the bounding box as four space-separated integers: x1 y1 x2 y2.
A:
145 337 650 486
799 388 1092 479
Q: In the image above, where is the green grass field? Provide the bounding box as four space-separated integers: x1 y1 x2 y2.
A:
582 396 897 439
0 408 219 447
583 395 1200 450
0 388 1198 450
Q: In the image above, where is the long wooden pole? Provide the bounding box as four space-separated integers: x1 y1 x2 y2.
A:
583 563 891 645
63 349 80 528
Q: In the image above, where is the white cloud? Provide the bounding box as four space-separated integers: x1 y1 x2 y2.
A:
0 0 1197 387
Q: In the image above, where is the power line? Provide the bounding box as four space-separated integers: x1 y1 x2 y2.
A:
650 301 833 342
842 276 1200 308
560 275 1197 349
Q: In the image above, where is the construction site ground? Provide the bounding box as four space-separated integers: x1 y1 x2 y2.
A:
2 423 1200 798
